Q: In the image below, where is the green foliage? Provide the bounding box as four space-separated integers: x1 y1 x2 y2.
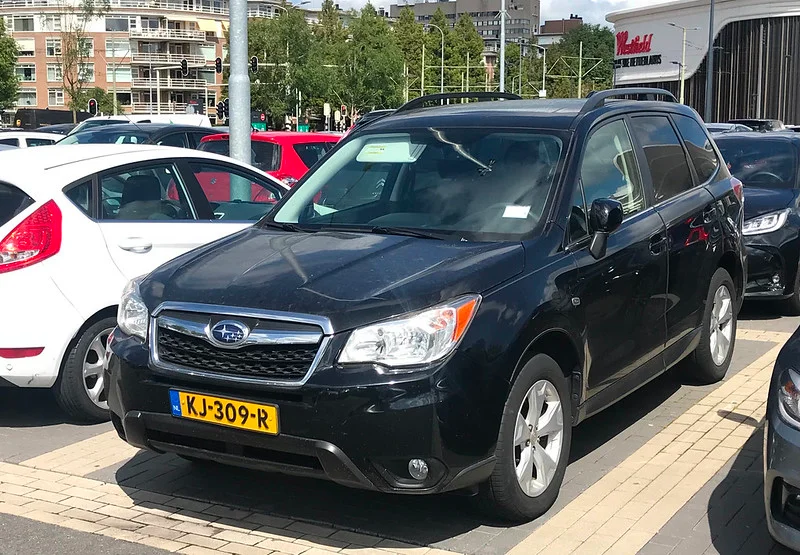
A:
0 20 19 111
73 86 122 115
545 24 614 98
394 7 424 100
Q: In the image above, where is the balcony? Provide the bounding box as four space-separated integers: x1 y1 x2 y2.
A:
132 77 209 90
129 28 208 41
0 0 229 14
131 102 191 114
130 52 207 66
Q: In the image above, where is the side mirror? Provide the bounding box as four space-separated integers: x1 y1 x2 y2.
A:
588 198 624 260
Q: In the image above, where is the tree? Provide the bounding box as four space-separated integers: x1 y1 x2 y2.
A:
545 24 614 98
394 7 424 100
449 14 484 93
73 86 121 115
343 4 403 114
0 20 18 111
423 7 450 94
47 0 111 121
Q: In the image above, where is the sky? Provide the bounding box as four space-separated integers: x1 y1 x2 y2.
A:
539 0 663 25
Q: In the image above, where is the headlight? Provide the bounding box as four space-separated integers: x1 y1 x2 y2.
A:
117 277 149 341
742 209 790 236
779 369 800 425
338 295 481 369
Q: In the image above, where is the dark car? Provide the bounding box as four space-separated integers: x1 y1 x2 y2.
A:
729 118 785 132
765 328 800 551
58 123 217 148
707 123 752 134
715 133 800 312
36 123 77 135
107 89 745 521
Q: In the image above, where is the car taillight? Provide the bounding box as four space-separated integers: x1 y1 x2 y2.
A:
0 200 62 274
731 177 744 204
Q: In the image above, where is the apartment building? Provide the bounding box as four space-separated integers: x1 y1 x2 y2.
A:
3 0 295 120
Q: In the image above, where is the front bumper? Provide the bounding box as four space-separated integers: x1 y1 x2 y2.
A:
744 232 800 299
764 405 800 551
106 333 497 495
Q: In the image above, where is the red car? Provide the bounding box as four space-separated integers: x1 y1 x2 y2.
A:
198 131 340 186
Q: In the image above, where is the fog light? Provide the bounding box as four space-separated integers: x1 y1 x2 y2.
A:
773 273 782 284
408 459 429 481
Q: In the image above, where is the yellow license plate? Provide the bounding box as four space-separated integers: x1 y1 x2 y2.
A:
169 390 279 435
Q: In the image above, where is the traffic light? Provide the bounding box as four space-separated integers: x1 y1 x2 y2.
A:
259 112 266 122
216 101 225 120
215 57 223 74
87 98 98 116
180 58 188 76
250 56 258 73
224 98 230 119
341 104 347 116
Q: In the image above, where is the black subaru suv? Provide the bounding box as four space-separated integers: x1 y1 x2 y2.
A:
107 89 746 521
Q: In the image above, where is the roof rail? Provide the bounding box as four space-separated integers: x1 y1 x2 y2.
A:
395 92 522 115
579 88 677 116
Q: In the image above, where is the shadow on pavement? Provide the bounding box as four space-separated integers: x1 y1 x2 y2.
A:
707 424 795 555
0 388 80 427
739 301 788 322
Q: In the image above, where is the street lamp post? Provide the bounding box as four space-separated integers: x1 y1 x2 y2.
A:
427 24 445 94
533 44 546 97
668 22 699 104
705 0 715 121
499 0 506 91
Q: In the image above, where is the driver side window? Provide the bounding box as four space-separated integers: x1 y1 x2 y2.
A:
579 119 646 226
100 164 194 221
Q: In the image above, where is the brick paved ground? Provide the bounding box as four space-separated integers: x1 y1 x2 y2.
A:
0 305 796 555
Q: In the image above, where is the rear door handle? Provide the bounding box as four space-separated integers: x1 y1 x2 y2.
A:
649 233 667 255
118 238 153 254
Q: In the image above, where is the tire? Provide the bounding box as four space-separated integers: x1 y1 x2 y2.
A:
54 316 116 423
685 268 737 384
479 353 572 522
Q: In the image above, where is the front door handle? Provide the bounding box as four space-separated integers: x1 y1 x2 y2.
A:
118 238 153 254
649 233 667 255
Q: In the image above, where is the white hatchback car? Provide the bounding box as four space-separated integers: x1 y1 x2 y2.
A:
0 145 288 421
0 131 59 148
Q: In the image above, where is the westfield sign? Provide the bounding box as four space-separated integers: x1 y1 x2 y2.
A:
616 31 654 56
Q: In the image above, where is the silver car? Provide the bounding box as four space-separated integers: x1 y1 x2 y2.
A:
765 329 800 550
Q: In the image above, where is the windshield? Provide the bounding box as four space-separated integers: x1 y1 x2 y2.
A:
59 129 151 145
68 119 127 136
716 138 797 189
198 139 280 171
270 128 565 241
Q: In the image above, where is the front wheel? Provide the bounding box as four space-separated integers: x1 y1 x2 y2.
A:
685 268 737 384
479 354 572 522
54 317 116 423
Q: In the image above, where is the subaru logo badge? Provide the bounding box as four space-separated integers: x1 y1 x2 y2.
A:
208 320 250 348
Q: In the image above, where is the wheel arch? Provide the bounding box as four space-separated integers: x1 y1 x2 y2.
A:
57 305 118 378
717 250 743 304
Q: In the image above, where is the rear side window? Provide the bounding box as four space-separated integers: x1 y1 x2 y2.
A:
26 138 56 148
0 183 33 227
198 139 280 171
293 142 336 168
716 139 797 189
0 138 19 147
673 115 719 183
65 180 93 216
630 116 694 202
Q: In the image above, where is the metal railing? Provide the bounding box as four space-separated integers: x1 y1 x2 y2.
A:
130 52 207 66
129 28 208 41
131 77 208 89
0 0 229 13
131 102 193 114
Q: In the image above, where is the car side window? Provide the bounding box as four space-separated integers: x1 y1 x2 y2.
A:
157 133 188 148
26 138 55 148
65 180 93 216
189 132 211 148
629 116 694 202
0 138 19 147
673 114 720 183
185 161 284 221
580 119 646 221
100 164 194 221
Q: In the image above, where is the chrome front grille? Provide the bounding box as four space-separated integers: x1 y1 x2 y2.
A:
149 303 331 386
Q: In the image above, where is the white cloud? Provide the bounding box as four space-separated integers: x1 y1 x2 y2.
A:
540 0 666 25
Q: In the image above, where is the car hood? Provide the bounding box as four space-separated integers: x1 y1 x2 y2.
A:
141 227 525 332
744 187 797 220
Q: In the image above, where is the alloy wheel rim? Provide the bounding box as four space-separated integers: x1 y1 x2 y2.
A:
514 379 564 497
83 328 113 410
709 285 733 366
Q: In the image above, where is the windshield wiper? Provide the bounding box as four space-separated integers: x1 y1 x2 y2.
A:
369 226 443 240
262 221 311 233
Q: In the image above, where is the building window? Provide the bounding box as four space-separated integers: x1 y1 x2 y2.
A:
79 63 94 82
79 38 94 57
16 88 36 107
199 69 215 84
105 38 129 57
13 16 34 32
47 64 62 82
105 16 129 31
15 38 35 57
15 64 36 82
116 92 132 106
48 88 65 106
43 15 61 31
200 44 216 61
46 38 62 57
106 65 131 82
